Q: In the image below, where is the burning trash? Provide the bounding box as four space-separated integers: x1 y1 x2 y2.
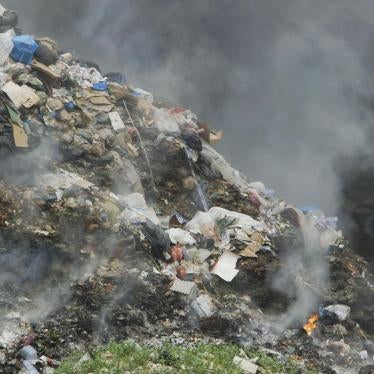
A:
303 313 319 335
0 3 371 374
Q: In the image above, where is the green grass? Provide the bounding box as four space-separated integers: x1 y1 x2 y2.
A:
57 340 320 373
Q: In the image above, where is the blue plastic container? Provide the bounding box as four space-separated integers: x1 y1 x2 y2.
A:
11 35 39 65
92 81 108 91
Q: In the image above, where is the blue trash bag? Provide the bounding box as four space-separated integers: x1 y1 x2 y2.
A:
11 35 39 65
64 101 76 111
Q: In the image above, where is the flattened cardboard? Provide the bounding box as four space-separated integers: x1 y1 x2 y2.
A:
2 81 39 109
31 60 62 80
12 124 28 148
170 279 196 295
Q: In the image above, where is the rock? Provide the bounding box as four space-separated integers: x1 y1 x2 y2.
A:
183 176 196 190
359 365 374 374
326 340 350 355
232 356 258 373
328 324 348 336
191 294 216 319
359 350 368 360
98 201 121 223
325 304 351 321
363 340 374 354
46 98 64 111
57 109 73 123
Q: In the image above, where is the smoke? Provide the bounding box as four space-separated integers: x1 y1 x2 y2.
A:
271 211 330 331
4 0 374 215
1 0 373 336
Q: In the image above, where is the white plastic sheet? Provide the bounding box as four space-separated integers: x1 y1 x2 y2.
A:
0 29 14 66
120 192 159 225
166 228 196 245
109 111 125 131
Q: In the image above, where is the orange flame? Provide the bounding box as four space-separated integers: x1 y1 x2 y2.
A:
303 313 319 335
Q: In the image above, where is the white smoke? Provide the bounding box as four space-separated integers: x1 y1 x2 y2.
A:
4 0 374 215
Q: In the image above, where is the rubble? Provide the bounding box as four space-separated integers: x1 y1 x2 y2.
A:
191 295 217 319
0 3 372 373
232 356 259 373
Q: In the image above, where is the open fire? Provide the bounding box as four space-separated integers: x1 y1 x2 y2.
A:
303 313 319 335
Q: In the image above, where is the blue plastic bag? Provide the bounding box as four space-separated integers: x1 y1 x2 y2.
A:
11 35 38 65
64 101 76 111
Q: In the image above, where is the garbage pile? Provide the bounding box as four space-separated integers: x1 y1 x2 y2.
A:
0 4 373 374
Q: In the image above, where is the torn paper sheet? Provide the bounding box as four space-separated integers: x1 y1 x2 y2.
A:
2 81 40 108
109 111 125 131
232 227 252 243
240 232 264 258
170 279 196 296
211 251 240 282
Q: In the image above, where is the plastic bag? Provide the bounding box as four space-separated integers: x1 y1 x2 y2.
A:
153 108 180 133
0 29 14 65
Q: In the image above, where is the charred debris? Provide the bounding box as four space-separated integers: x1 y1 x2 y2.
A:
0 4 372 374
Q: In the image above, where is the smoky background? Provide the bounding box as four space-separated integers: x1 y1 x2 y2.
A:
0 1 371 346
3 0 374 215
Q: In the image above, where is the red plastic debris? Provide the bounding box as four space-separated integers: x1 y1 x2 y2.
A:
176 266 187 279
22 334 36 347
171 244 184 263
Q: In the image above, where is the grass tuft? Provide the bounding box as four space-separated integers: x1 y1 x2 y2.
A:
57 340 319 373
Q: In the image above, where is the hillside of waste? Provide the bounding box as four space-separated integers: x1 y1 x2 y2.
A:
0 4 373 374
